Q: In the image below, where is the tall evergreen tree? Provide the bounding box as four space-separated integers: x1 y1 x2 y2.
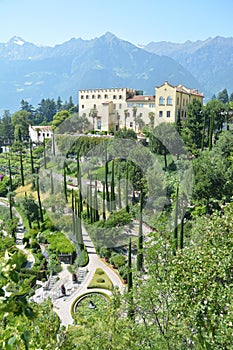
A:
36 172 43 224
127 237 134 319
102 180 106 220
208 112 214 151
137 189 143 272
125 161 129 213
110 160 116 211
63 162 68 202
173 185 179 255
105 143 110 210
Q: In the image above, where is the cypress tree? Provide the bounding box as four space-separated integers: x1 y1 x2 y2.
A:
71 189 76 237
89 176 93 223
8 159 13 192
125 161 129 213
94 178 99 222
29 139 35 188
136 189 143 272
77 151 83 213
63 161 68 202
173 185 179 255
128 237 133 291
118 171 122 210
19 150 25 186
209 112 214 151
176 109 182 134
36 172 43 223
127 237 134 319
8 159 13 220
86 185 90 221
110 159 116 211
43 138 47 169
180 215 185 250
50 170 54 195
102 180 106 220
105 143 110 210
74 192 84 250
201 113 206 151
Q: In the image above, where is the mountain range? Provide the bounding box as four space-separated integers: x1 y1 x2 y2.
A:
0 32 232 112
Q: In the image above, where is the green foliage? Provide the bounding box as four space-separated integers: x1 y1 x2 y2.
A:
75 248 89 267
97 209 132 228
45 231 76 254
0 176 10 197
181 99 203 152
19 195 40 228
115 127 137 140
110 253 126 268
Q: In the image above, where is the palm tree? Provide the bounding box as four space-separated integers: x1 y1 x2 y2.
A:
148 112 155 128
124 109 129 129
132 106 137 131
135 115 145 133
89 107 98 131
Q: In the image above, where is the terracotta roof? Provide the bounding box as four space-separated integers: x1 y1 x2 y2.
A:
31 125 52 130
126 95 155 102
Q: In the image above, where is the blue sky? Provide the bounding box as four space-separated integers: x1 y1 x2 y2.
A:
0 0 233 46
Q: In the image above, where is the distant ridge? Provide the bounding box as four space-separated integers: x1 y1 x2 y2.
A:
144 36 233 96
0 32 232 112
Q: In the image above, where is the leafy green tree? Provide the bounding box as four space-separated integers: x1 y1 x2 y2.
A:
52 110 70 130
181 99 203 152
11 110 30 140
20 195 40 228
192 146 233 212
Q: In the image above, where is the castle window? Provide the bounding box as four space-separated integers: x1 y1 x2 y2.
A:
97 94 101 99
167 96 172 105
92 95 95 99
86 95 89 99
159 111 163 117
81 95 84 99
159 97 165 105
104 94 108 99
166 111 171 118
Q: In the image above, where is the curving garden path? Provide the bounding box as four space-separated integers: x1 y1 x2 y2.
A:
52 224 125 327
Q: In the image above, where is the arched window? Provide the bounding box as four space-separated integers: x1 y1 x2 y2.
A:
167 96 172 105
159 96 165 105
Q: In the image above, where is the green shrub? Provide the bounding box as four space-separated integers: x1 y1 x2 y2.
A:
110 254 127 268
97 209 132 229
45 231 76 254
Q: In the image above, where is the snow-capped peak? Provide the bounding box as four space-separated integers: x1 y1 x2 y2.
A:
14 37 25 46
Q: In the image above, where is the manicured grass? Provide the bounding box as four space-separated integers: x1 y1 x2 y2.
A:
87 268 113 290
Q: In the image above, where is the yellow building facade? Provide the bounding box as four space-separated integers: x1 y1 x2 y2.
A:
155 81 204 124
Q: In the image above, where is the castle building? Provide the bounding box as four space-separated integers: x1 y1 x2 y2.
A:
78 81 204 132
